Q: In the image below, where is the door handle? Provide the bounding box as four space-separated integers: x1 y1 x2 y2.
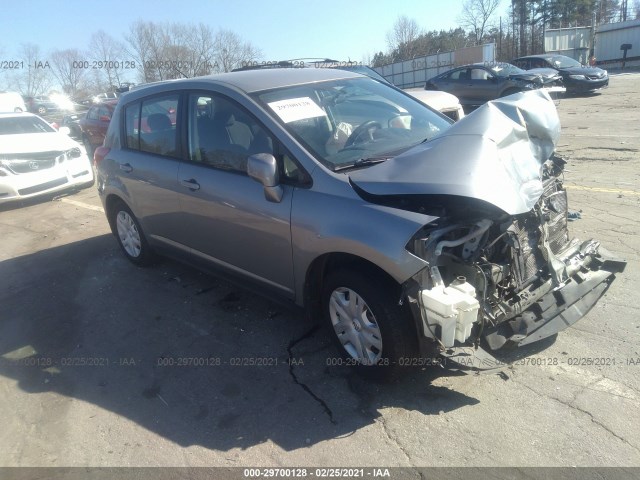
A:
119 163 133 173
180 178 200 191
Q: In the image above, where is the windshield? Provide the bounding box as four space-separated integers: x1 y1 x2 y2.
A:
0 116 56 135
490 63 527 77
551 55 582 68
253 77 451 171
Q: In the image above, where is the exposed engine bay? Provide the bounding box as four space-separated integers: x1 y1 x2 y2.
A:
407 153 625 351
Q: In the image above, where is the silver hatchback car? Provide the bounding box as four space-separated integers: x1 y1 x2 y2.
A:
95 68 624 375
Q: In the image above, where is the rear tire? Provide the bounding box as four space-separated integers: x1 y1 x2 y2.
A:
321 269 419 379
110 200 155 266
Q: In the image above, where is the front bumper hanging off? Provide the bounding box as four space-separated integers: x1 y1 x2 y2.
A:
439 243 626 372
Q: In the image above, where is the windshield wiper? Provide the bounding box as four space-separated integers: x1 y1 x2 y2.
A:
333 156 390 172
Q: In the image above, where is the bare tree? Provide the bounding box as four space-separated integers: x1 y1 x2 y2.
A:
89 30 128 89
386 16 421 61
9 43 52 96
125 20 169 83
213 29 261 72
459 0 500 44
49 49 88 97
126 21 256 81
164 23 218 78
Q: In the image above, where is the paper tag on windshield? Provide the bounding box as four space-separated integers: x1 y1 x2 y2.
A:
267 97 327 123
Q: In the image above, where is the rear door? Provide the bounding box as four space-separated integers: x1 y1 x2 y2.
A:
113 94 183 242
176 92 296 296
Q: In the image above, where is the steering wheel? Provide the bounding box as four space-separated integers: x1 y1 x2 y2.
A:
344 121 382 148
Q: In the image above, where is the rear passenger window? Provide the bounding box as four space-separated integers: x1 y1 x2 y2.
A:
124 95 179 157
187 94 274 173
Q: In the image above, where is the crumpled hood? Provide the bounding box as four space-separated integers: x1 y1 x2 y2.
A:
528 68 562 81
349 89 560 215
508 72 541 82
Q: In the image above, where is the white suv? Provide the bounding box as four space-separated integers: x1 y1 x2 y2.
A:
0 92 27 113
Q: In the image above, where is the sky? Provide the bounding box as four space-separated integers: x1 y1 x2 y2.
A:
1 0 511 64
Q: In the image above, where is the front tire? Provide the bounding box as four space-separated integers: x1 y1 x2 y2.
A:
110 201 155 266
322 269 419 378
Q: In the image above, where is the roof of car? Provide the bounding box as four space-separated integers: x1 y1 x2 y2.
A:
129 68 361 97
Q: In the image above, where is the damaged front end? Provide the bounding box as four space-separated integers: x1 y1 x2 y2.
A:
349 90 626 359
405 158 625 353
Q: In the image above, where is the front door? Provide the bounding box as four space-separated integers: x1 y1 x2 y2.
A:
176 92 295 297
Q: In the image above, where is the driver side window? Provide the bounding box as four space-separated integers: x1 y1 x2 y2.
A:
188 93 274 173
449 69 468 80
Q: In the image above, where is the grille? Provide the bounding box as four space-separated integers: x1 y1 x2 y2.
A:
511 216 546 285
0 151 63 174
510 182 570 287
587 73 604 80
544 182 569 253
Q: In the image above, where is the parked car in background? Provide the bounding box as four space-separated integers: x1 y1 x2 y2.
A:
0 92 28 113
233 61 466 121
512 54 608 94
93 92 119 103
78 99 118 158
25 95 59 115
94 68 624 377
404 89 465 121
329 64 465 121
0 112 94 203
62 104 90 139
23 94 76 116
425 62 545 108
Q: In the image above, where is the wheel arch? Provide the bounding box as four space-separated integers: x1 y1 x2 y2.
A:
104 193 130 234
303 252 403 324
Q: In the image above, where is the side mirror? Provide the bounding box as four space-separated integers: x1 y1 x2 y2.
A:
99 115 111 122
247 153 283 203
59 126 71 135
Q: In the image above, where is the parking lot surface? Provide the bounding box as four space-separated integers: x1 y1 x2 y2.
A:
1 73 639 468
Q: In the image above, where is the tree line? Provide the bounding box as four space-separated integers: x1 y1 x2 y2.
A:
1 20 261 99
373 0 640 67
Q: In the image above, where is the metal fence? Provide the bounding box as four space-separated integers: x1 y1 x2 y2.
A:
545 27 593 64
373 44 496 89
543 20 640 68
595 19 640 68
